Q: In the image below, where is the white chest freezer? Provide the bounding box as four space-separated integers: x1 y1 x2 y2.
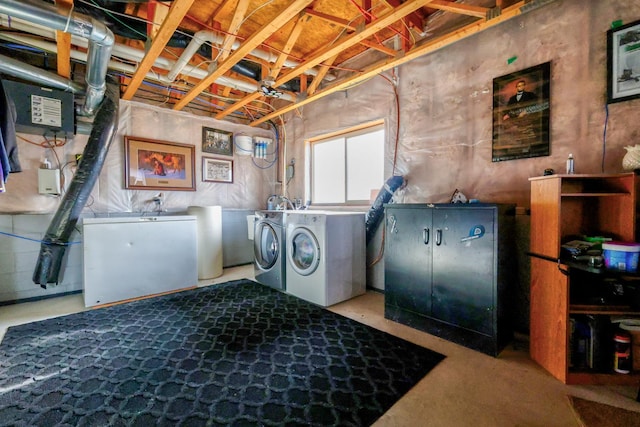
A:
82 215 198 307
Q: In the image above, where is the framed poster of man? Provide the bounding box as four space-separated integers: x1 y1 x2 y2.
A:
492 62 551 162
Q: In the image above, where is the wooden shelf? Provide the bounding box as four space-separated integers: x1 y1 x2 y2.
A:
529 173 636 181
566 371 640 386
561 192 631 197
564 259 640 278
529 173 640 386
569 305 638 315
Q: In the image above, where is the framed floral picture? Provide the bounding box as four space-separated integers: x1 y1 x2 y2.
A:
124 136 195 191
202 157 233 183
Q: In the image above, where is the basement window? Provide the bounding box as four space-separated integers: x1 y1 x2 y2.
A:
308 122 384 206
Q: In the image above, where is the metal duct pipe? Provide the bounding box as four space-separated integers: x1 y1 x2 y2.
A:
0 32 296 101
0 5 334 86
0 53 85 94
0 11 333 96
166 30 333 82
0 0 114 116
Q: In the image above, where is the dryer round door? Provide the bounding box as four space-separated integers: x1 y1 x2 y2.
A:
254 221 279 270
289 227 320 276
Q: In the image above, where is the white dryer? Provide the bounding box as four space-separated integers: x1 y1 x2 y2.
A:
284 211 366 307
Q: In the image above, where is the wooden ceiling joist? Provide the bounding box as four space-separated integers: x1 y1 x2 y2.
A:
217 0 250 62
304 8 358 31
251 0 528 126
274 0 432 90
426 0 489 19
305 7 402 56
359 39 399 56
268 13 311 81
122 0 196 100
380 0 424 29
216 90 261 120
215 0 431 120
307 54 338 95
54 0 73 78
147 0 171 40
210 0 234 23
173 0 314 112
399 18 411 52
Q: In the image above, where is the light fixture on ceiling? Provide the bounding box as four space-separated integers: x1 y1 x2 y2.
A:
260 77 282 98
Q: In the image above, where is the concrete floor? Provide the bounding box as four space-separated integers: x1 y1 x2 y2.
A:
1 264 639 426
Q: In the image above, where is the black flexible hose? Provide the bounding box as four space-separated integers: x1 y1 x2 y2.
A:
33 78 119 287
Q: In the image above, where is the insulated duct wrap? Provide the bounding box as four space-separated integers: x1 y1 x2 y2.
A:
365 175 406 245
33 80 119 287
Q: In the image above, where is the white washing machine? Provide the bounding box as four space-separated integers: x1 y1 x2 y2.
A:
253 210 286 290
284 211 366 307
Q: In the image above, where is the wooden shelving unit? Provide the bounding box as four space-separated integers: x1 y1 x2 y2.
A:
529 173 640 385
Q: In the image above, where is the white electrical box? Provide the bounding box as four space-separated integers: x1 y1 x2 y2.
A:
38 168 61 195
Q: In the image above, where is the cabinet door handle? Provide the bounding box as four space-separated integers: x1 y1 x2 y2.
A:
423 228 429 245
388 215 398 234
435 228 442 246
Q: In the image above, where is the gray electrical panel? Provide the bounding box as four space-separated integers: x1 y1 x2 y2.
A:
2 79 75 136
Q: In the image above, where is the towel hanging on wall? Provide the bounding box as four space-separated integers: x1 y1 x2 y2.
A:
0 78 21 183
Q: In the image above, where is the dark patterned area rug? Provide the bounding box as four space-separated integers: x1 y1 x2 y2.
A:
0 279 444 426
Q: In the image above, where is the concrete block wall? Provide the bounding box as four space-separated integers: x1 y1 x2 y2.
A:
0 214 83 303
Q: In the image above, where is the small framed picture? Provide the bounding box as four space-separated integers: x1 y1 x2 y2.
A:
202 127 233 156
202 157 233 183
607 19 640 104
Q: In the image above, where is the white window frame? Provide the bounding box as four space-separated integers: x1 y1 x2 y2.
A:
305 120 385 207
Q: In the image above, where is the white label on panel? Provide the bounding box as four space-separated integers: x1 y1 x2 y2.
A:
31 94 62 127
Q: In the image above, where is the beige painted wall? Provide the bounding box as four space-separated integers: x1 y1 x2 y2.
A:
282 0 640 209
278 0 640 332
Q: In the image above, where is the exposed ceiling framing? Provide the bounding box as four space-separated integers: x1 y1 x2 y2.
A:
0 0 551 127
122 0 196 100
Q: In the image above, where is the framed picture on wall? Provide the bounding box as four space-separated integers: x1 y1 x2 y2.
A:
202 157 233 183
492 62 551 162
124 136 196 191
607 19 640 104
202 127 233 156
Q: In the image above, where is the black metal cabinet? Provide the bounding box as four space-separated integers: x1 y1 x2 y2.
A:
385 207 433 317
384 203 516 356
